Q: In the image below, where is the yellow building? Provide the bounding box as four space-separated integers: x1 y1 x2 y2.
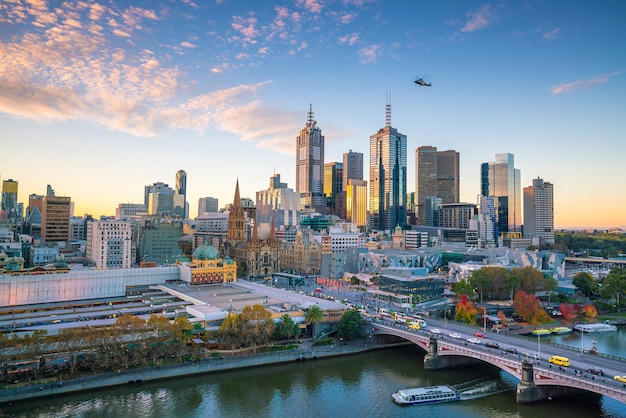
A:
189 241 237 285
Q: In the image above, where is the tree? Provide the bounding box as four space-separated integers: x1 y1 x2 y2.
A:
572 271 598 298
454 298 478 325
506 274 521 303
304 305 324 339
451 279 475 300
469 268 491 303
218 313 244 350
275 314 297 341
600 268 626 308
241 304 274 351
337 310 363 340
513 290 551 325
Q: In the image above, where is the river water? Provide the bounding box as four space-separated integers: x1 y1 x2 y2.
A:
3 330 626 417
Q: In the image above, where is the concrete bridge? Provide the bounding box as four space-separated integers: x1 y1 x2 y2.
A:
369 322 626 404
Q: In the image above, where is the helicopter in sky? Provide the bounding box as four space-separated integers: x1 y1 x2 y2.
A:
414 78 432 87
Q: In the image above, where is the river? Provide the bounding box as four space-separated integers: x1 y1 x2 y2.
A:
3 329 626 417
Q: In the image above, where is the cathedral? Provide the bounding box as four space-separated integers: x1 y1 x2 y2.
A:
223 180 280 278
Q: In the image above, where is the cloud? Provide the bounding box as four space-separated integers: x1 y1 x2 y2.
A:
180 41 196 48
358 44 382 64
461 5 494 32
112 28 131 38
541 28 561 41
338 33 359 45
549 72 620 95
297 0 324 14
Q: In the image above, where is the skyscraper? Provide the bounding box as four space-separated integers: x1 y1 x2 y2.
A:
369 99 407 232
345 179 367 231
198 197 219 215
523 177 554 245
481 153 522 237
343 150 364 190
1 179 19 222
176 170 188 218
41 194 71 243
324 162 343 216
415 146 459 225
296 105 326 214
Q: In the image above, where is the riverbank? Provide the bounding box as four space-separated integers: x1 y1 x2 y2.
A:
0 340 407 405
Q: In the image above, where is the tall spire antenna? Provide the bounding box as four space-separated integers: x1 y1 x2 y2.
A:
385 91 391 128
307 103 315 127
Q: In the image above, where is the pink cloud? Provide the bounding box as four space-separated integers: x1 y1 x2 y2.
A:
549 72 620 95
542 28 561 41
461 5 494 33
297 0 323 14
338 33 359 46
358 44 382 64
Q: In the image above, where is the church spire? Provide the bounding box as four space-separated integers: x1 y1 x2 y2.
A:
228 179 245 243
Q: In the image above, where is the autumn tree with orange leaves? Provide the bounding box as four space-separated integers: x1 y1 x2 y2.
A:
513 290 551 325
455 295 479 325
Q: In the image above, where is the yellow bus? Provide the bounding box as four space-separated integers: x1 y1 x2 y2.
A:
548 355 570 367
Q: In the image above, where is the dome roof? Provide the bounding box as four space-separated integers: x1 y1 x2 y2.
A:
223 256 234 265
193 243 219 260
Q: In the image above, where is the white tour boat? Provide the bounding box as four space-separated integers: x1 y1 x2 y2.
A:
574 323 617 333
392 385 460 405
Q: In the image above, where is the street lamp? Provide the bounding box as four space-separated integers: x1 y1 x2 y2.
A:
482 306 487 333
537 332 541 356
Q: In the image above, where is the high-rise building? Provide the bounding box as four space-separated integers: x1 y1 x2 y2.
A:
1 179 20 222
256 173 300 229
86 220 132 269
145 182 185 217
324 162 343 217
415 147 459 225
41 195 72 243
437 150 460 204
296 105 326 214
523 177 554 245
345 179 367 231
369 99 407 232
176 170 188 218
481 153 522 237
198 197 219 215
343 150 364 190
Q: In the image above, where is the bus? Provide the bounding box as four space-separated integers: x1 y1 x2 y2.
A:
548 355 570 367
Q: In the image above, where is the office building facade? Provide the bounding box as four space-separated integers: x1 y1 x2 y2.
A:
523 177 554 246
296 105 326 214
481 153 522 237
369 101 407 232
415 147 460 225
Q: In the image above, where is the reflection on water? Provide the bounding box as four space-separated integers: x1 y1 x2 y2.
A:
3 331 626 418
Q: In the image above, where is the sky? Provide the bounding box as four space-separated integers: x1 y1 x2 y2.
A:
1 0 625 229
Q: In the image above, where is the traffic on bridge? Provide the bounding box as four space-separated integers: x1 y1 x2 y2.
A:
364 308 626 404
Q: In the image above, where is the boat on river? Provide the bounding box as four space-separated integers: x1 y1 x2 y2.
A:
532 328 552 336
574 323 617 333
392 385 460 405
550 326 573 335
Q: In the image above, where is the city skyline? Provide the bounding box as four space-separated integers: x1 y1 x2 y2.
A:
1 1 625 228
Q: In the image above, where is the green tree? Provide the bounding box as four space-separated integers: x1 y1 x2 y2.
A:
337 310 363 340
572 271 598 298
304 305 324 339
600 268 626 308
275 314 297 341
506 274 521 303
452 279 475 300
469 268 491 303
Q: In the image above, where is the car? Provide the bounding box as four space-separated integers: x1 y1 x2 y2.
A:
467 337 481 344
474 331 487 338
448 333 462 339
430 328 441 334
485 342 500 349
504 347 518 354
614 375 626 383
524 353 540 361
587 367 604 376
